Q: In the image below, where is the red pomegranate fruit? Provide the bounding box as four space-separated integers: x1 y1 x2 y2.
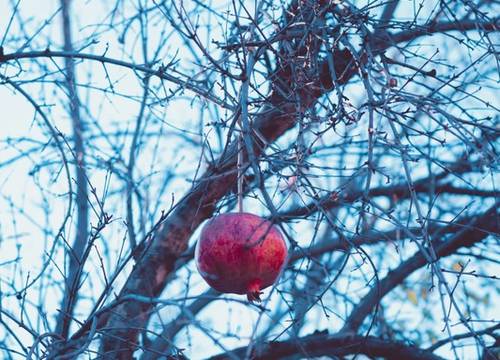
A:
195 212 288 302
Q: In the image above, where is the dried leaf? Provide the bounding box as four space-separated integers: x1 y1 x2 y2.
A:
406 290 418 305
452 262 463 272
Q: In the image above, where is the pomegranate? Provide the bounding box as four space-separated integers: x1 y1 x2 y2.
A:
195 212 288 301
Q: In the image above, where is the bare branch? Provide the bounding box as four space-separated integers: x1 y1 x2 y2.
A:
341 206 499 333
54 0 90 339
208 331 446 360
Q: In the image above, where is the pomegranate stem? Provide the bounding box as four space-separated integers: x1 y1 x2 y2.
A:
237 130 244 212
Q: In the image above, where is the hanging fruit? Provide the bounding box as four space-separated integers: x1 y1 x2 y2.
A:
195 212 288 302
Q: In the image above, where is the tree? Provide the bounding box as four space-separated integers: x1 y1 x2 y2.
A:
0 0 498 359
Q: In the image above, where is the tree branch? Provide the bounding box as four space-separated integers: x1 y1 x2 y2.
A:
0 50 234 110
208 332 445 360
140 288 219 359
378 0 400 28
371 18 499 51
55 0 89 339
341 205 499 333
280 157 494 220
